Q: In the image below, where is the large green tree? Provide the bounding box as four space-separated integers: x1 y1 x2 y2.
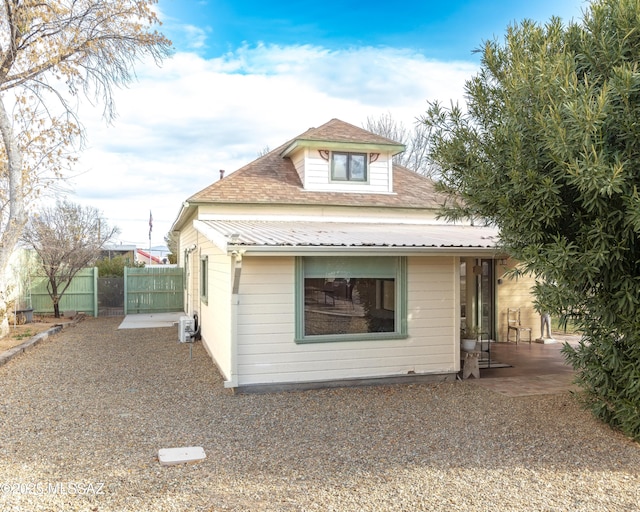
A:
423 0 640 440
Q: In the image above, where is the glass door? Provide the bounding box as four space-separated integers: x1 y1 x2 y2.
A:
479 259 495 341
460 258 496 366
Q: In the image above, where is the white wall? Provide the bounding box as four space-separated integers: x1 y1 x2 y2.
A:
496 258 538 341
406 256 458 371
197 203 442 224
200 243 232 380
179 223 233 380
177 222 198 315
235 255 457 387
292 148 393 194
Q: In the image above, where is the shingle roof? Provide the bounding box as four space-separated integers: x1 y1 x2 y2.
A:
188 119 447 209
286 118 403 147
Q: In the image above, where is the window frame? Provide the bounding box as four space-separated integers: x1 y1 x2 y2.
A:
330 152 368 183
294 256 407 344
183 250 190 291
200 254 208 305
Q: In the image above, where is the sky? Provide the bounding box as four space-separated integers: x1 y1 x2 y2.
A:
65 0 586 249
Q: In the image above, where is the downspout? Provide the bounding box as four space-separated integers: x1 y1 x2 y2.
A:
224 249 244 389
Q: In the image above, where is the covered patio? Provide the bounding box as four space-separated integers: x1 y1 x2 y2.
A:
467 334 581 396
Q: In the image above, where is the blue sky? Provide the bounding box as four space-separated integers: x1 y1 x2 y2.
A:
161 0 584 60
68 0 585 248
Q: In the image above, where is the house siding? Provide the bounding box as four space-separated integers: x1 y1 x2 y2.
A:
201 247 232 380
236 256 295 386
297 149 393 194
300 150 326 187
291 149 305 185
235 255 457 387
197 203 442 223
406 256 458 371
179 222 233 379
178 222 199 315
496 258 538 341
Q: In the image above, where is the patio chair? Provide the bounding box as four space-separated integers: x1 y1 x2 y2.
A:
507 308 532 344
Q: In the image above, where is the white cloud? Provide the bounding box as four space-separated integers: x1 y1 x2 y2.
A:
66 44 478 247
182 24 211 50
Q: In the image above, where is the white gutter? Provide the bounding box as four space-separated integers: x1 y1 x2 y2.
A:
170 201 193 233
224 245 502 257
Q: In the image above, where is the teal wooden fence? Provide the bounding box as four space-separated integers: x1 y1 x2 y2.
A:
31 267 98 316
124 266 184 314
31 266 184 316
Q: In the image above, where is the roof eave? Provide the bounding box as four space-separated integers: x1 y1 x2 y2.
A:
225 244 500 257
170 201 196 233
280 139 405 158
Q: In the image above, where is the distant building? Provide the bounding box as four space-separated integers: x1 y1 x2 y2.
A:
100 244 136 265
137 249 166 265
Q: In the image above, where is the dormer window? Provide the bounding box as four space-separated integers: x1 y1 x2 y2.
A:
331 152 367 182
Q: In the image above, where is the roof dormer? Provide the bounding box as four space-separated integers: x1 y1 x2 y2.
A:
280 119 405 194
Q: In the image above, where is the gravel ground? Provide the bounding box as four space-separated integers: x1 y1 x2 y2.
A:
0 317 639 512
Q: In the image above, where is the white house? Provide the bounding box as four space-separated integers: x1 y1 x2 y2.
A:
171 119 537 392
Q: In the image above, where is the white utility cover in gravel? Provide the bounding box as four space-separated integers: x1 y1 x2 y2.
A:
158 446 206 466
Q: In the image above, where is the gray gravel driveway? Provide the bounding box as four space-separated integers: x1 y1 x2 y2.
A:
0 317 639 511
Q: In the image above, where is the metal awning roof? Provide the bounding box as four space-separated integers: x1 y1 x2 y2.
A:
193 219 501 255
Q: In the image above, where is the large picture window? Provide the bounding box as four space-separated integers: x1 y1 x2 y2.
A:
331 152 367 182
296 256 407 343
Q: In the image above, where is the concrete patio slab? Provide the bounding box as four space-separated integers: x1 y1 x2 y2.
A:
118 312 185 329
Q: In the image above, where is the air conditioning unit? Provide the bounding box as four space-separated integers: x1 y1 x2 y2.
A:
178 316 195 343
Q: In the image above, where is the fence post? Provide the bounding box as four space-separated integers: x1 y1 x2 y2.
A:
124 266 128 315
93 267 98 317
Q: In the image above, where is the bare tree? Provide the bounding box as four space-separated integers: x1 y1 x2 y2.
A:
0 0 171 335
22 201 118 318
364 112 437 178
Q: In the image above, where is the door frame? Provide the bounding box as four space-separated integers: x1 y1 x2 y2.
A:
460 257 497 341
